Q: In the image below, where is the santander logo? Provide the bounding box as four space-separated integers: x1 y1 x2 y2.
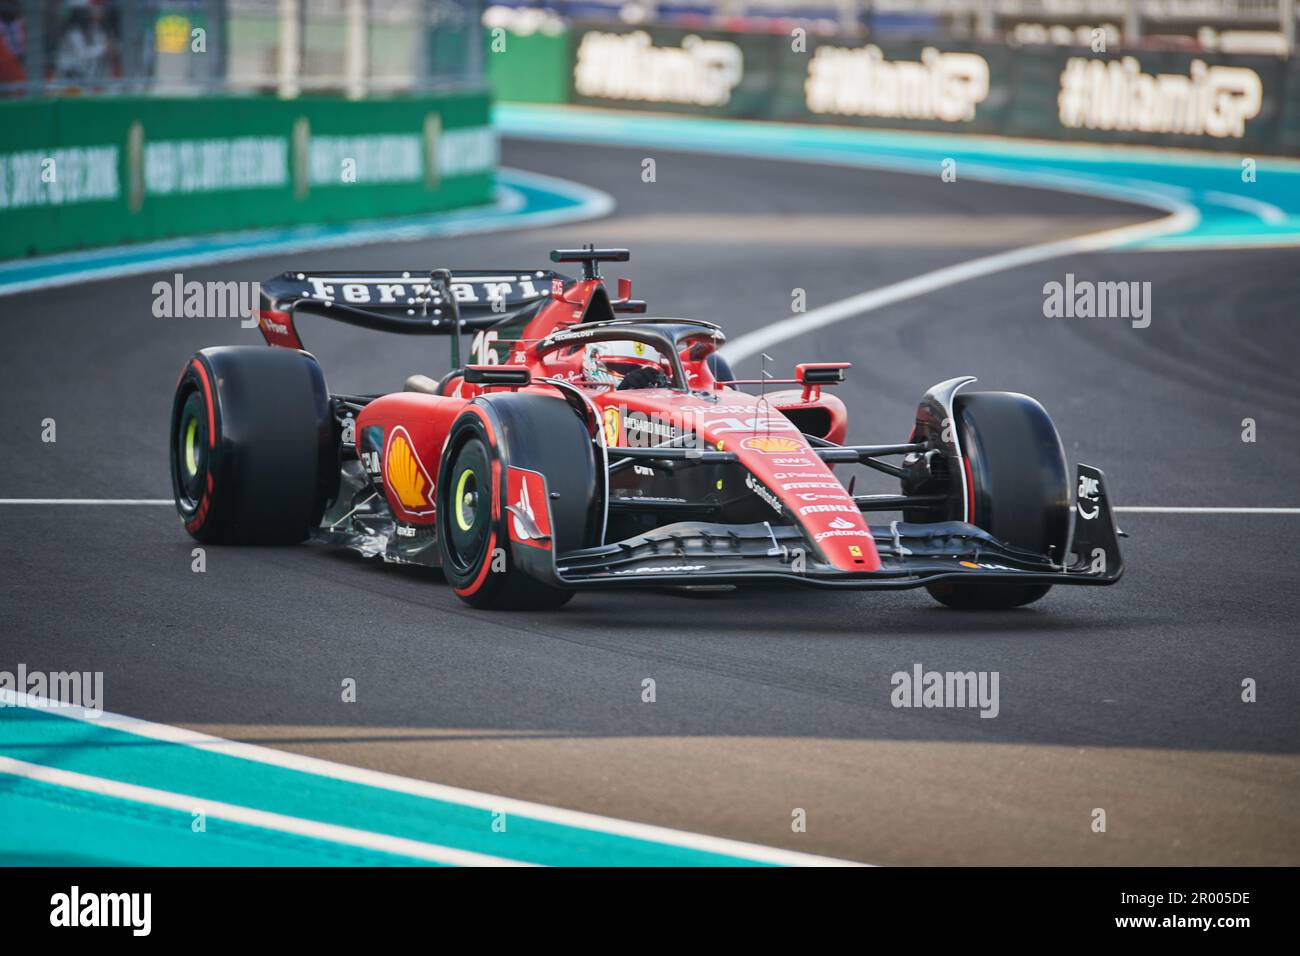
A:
512 476 535 540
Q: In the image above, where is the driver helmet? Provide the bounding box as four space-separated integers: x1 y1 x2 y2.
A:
581 340 665 385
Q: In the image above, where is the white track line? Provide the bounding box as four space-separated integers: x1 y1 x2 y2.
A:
0 691 858 866
2 500 1297 515
720 204 1197 362
1203 190 1287 225
1115 506 1300 514
0 755 528 867
0 499 172 505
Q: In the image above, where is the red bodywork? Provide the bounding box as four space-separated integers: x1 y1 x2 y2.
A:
269 271 877 571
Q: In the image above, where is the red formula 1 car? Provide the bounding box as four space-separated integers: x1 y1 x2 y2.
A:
170 247 1123 610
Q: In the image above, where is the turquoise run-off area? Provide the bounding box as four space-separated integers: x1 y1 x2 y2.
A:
496 103 1300 251
0 703 796 866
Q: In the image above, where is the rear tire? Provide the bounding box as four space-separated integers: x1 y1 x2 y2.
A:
923 391 1069 610
170 347 336 544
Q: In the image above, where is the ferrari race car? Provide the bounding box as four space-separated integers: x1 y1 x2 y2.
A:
169 247 1123 610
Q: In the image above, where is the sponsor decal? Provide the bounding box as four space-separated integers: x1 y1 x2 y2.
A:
0 145 120 210
960 560 1014 570
145 136 288 195
703 415 798 434
1058 56 1262 139
361 425 384 476
1077 474 1101 520
613 564 708 575
799 504 858 516
574 30 744 107
745 473 783 515
771 457 815 466
681 404 761 414
436 126 499 178
796 492 842 502
812 515 864 542
805 45 990 123
296 274 547 308
740 435 805 454
814 529 868 542
625 411 685 444
508 468 552 548
384 426 435 515
781 481 842 490
310 134 422 186
603 407 621 446
547 327 599 345
396 524 417 538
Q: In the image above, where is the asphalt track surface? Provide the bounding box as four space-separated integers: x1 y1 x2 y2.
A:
2 137 1298 865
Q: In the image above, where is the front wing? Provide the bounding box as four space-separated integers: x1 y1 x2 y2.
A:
526 464 1124 591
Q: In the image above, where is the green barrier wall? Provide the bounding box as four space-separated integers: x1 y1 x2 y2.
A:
531 23 1300 157
487 29 570 104
0 92 496 260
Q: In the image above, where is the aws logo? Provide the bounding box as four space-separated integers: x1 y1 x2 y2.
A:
384 426 436 515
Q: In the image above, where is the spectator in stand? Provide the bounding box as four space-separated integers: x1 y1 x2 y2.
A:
0 0 25 90
54 0 113 84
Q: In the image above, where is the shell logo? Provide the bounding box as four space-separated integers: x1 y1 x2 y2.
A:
385 426 435 514
740 435 804 454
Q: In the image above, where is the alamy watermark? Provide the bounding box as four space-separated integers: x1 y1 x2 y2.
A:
1043 273 1151 329
0 664 103 717
152 273 260 327
891 663 999 718
50 886 150 936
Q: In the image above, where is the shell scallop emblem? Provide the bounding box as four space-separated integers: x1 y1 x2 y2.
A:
384 426 436 514
740 435 805 454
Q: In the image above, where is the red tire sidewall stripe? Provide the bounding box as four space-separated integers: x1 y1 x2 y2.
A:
963 454 976 524
181 358 218 533
451 404 503 599
190 358 216 449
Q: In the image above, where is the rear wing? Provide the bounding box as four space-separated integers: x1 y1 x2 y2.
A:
256 269 568 354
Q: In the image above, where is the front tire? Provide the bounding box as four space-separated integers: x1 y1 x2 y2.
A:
437 396 597 610
924 391 1070 610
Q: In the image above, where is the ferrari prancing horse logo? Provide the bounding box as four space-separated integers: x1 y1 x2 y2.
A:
603 407 621 446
